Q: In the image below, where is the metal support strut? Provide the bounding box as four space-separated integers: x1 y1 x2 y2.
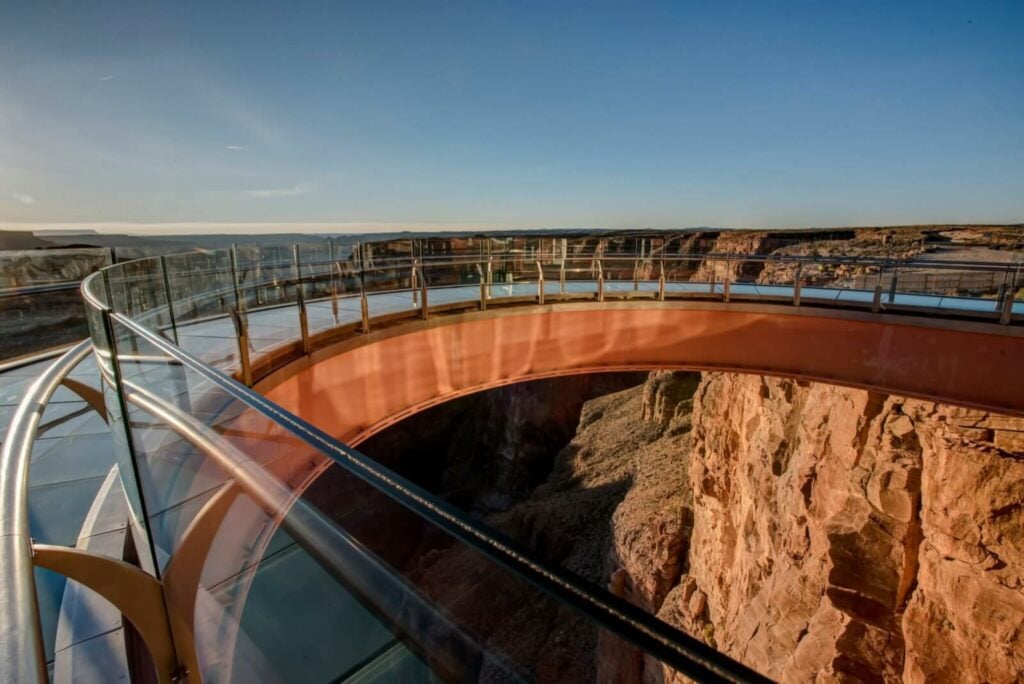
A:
475 264 487 311
294 245 311 354
793 263 803 307
536 261 545 305
228 308 253 386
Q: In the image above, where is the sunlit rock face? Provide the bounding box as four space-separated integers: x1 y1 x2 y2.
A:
602 371 1024 684
360 362 1024 681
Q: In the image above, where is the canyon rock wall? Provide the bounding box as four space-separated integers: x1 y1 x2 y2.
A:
603 371 1024 683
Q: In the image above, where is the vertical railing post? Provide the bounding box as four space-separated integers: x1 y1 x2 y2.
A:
723 265 731 302
633 259 640 292
1000 290 1014 325
328 239 340 324
411 259 419 307
476 264 487 311
228 308 253 386
658 261 666 301
486 258 493 300
793 262 803 307
709 259 717 294
293 244 311 354
888 265 899 304
536 261 545 305
419 267 429 320
358 256 370 333
560 260 566 295
229 244 245 312
597 259 605 302
158 256 179 345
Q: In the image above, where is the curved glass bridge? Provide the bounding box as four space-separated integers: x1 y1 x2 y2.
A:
2 241 1021 683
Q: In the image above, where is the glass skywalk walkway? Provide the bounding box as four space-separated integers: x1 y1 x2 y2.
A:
2 243 1020 684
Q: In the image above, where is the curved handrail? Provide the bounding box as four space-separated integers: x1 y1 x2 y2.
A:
0 340 96 682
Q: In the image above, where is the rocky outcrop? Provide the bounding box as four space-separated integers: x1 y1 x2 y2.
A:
898 405 1024 683
604 372 1024 684
690 231 775 284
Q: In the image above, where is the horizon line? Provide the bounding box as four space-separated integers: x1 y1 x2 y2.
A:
2 221 1022 237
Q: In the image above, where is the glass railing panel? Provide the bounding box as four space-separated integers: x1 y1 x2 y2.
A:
105 256 176 333
163 249 243 370
722 256 789 301
360 263 418 319
360 238 415 266
597 256 647 297
163 249 234 321
661 256 712 296
419 260 483 309
300 247 364 337
887 263 1011 316
236 299 302 358
84 302 158 578
484 256 541 301
556 257 600 297
305 292 363 336
233 244 295 312
785 257 886 306
295 242 334 304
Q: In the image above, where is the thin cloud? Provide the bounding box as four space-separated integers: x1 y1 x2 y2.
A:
11 192 35 205
224 145 245 151
241 185 309 199
98 75 115 81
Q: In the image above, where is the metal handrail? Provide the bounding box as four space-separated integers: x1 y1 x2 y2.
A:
88 254 1023 314
0 340 96 682
79 250 1024 289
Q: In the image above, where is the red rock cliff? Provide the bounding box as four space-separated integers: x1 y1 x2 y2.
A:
604 371 1024 683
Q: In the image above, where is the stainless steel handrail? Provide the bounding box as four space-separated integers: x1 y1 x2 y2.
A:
0 340 96 682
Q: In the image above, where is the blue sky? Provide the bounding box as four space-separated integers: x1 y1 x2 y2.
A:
1 1 1022 232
